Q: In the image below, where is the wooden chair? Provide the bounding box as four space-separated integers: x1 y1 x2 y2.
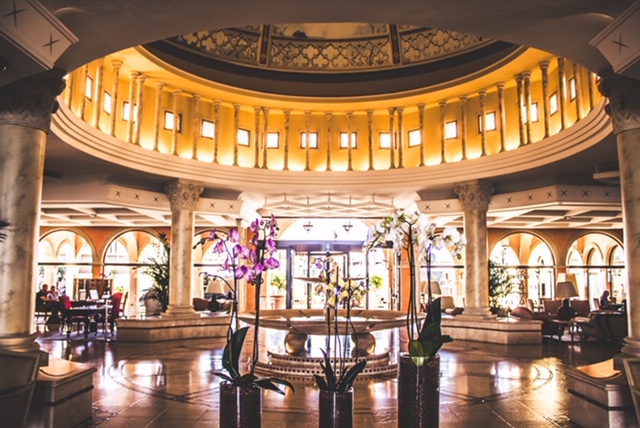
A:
119 291 128 318
0 350 41 428
593 297 601 310
96 293 123 335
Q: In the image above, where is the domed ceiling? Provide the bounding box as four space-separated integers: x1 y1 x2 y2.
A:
145 23 521 97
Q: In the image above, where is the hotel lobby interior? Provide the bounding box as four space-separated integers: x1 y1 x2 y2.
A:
2 0 640 427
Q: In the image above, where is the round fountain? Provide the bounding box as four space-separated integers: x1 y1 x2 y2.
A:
238 309 406 379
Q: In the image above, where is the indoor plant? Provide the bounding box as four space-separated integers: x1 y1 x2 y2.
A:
194 215 294 427
312 255 367 428
364 209 464 427
139 232 170 312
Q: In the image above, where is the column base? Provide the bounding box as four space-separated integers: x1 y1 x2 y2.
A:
0 332 40 353
164 305 198 318
455 306 495 319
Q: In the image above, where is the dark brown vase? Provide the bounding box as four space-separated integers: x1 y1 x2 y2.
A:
318 389 353 428
219 381 262 428
397 353 440 428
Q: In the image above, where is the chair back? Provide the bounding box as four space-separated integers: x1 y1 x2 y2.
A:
59 295 72 310
109 293 123 322
543 299 562 314
0 350 41 428
593 297 601 310
119 292 128 317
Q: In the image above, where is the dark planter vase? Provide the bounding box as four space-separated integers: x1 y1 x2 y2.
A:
219 381 262 428
397 353 440 428
318 389 353 428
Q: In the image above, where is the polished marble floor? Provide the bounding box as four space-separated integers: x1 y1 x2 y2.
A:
35 324 623 427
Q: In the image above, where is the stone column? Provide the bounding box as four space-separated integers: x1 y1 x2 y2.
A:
417 104 426 166
325 111 332 171
304 111 311 171
253 106 261 168
233 103 240 166
367 110 374 170
439 100 446 163
397 107 404 168
79 64 89 121
388 108 396 168
557 57 567 130
164 180 203 317
91 58 104 129
496 83 506 152
598 73 640 358
132 74 146 146
262 107 269 168
283 109 290 171
573 63 582 121
515 74 525 147
171 89 181 156
539 62 550 138
0 70 66 352
109 60 122 137
454 181 495 319
347 111 353 171
152 82 164 152
460 96 468 160
125 71 139 143
522 71 532 145
213 100 221 164
191 94 200 160
478 91 486 156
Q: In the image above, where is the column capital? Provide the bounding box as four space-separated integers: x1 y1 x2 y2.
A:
459 95 468 104
0 69 66 132
538 61 550 70
496 82 505 90
154 81 165 90
598 71 640 134
111 60 123 70
165 180 203 211
454 181 495 211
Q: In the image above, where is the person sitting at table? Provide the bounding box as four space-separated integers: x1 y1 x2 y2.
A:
36 284 49 305
47 285 60 301
599 290 612 310
557 298 577 321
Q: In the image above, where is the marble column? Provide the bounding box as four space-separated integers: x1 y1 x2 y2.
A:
109 60 122 137
522 71 532 145
460 96 468 160
454 181 495 319
125 71 139 143
515 74 525 147
557 57 567 130
152 82 164 152
367 110 374 170
233 103 240 166
478 92 486 156
283 110 290 171
91 58 104 129
132 74 146 146
417 104 426 166
397 108 404 168
0 70 66 352
213 100 221 163
164 180 203 317
325 111 332 171
347 111 353 171
539 62 550 138
388 108 396 168
262 107 269 168
304 111 311 171
191 94 201 160
171 89 182 156
438 100 447 163
573 63 582 121
598 73 640 358
253 106 261 168
496 83 506 152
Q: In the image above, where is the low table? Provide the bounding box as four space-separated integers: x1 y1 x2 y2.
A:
549 319 580 342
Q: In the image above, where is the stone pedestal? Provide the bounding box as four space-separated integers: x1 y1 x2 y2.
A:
441 316 542 345
566 359 638 428
27 358 96 428
116 313 229 342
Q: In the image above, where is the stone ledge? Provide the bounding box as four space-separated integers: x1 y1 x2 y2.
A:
442 317 542 345
116 313 230 342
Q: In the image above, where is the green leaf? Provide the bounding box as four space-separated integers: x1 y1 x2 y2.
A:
337 360 367 393
213 371 233 382
255 378 287 395
314 374 329 390
268 377 295 394
221 327 249 379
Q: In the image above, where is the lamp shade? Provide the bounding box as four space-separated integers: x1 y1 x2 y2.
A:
555 281 579 299
422 281 442 296
205 279 225 295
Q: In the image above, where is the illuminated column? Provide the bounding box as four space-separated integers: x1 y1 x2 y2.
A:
539 61 550 138
109 60 122 137
79 64 89 121
557 57 567 130
0 70 65 352
125 71 139 143
164 180 203 318
523 71 532 145
598 73 640 358
588 72 595 111
152 82 164 152
347 111 354 171
133 74 146 146
262 107 269 168
515 74 525 147
478 91 487 156
91 58 104 129
573 63 582 121
454 181 495 319
283 110 291 171
439 100 446 163
397 108 404 168
325 111 333 171
304 111 311 171
254 106 261 168
496 83 506 152
417 104 425 166
191 94 201 160
213 100 221 163
388 108 396 168
460 96 468 160
233 103 240 166
171 89 181 156
367 109 374 170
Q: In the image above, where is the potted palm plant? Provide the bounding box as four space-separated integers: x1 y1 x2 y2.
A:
312 255 367 428
364 209 465 427
194 215 294 427
139 232 170 313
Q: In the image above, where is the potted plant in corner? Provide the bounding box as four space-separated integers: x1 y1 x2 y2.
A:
194 215 294 428
138 232 170 314
312 255 367 428
364 209 465 428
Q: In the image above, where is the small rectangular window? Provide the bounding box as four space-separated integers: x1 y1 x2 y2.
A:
266 132 279 149
201 119 215 139
85 76 93 100
444 121 458 140
521 102 539 123
549 92 558 115
164 111 182 132
103 92 111 114
379 132 391 149
478 112 497 133
122 102 138 122
408 129 421 147
569 77 577 101
238 129 250 146
301 132 318 149
339 132 357 148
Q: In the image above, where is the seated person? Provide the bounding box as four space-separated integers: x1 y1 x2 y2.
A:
557 298 576 321
599 290 613 310
36 284 49 306
47 285 60 301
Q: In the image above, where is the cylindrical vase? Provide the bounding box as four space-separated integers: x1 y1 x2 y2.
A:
319 389 353 428
397 353 440 428
219 381 262 428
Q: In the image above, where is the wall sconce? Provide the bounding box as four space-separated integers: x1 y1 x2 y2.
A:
342 221 353 233
303 220 313 233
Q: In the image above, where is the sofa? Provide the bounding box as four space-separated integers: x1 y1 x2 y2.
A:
578 311 627 341
510 306 556 336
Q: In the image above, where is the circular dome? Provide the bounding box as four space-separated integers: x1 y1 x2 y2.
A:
145 23 520 97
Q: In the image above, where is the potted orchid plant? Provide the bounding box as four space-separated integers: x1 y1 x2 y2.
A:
364 209 465 427
312 255 367 428
194 215 294 428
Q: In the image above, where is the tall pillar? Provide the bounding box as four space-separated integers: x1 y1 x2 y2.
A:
347 111 354 171
417 104 426 166
573 63 582 121
109 60 122 137
262 107 269 168
598 73 640 358
191 94 201 160
438 100 447 163
397 107 404 168
213 100 221 163
304 111 311 171
125 71 139 143
283 109 291 171
460 96 468 160
152 82 164 152
454 181 495 319
164 180 203 317
171 89 181 156
515 74 525 147
539 62 551 138
557 57 567 130
367 109 374 170
522 71 532 145
253 106 261 168
496 83 506 152
388 108 396 168
132 74 146 146
91 58 104 129
325 111 332 172
0 70 66 352
233 103 240 166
